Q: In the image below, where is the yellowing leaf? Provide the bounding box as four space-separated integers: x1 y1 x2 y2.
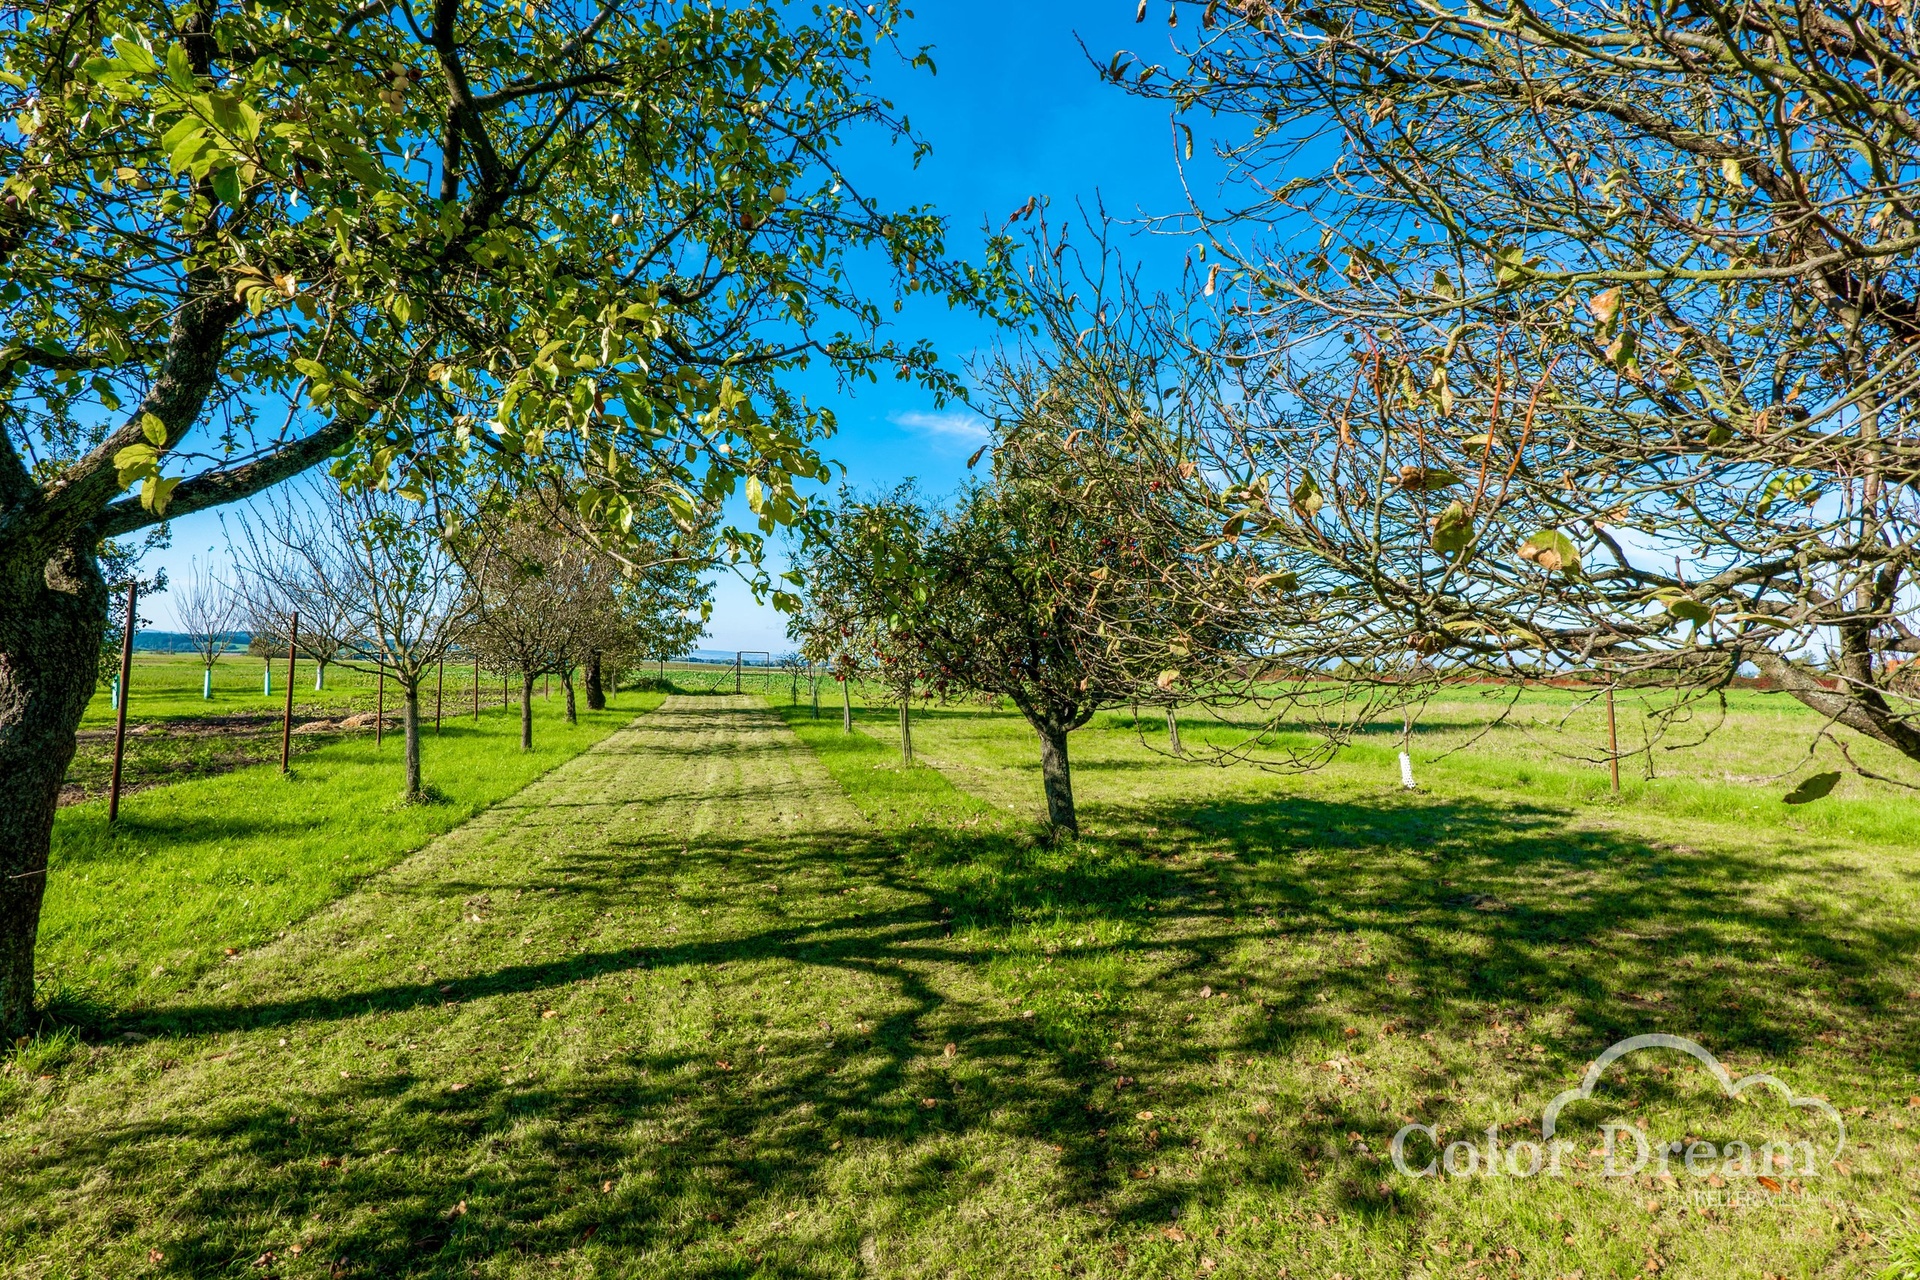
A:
1588 287 1622 326
1432 500 1474 557
1397 466 1462 492
1291 473 1324 519
1516 529 1581 574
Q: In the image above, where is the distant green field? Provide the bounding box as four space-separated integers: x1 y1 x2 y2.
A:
813 675 1920 850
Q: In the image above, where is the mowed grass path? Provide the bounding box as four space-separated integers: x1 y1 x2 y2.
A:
4 698 1090 1278
6 697 1920 1278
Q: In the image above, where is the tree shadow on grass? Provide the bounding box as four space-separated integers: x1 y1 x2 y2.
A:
18 706 1920 1275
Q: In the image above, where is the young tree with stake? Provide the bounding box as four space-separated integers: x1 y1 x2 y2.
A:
172 560 240 699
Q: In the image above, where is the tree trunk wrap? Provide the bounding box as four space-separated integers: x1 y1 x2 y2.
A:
403 680 422 799
520 672 535 751
1036 720 1078 834
584 651 606 711
0 542 105 1032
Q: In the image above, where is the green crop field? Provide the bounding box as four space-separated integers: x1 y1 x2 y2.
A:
4 687 1917 1278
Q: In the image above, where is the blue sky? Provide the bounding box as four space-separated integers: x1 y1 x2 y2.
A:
149 1 1200 650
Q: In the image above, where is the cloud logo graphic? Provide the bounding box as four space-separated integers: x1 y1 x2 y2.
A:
1540 1033 1845 1165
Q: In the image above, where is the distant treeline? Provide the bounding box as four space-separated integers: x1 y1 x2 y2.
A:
132 631 250 654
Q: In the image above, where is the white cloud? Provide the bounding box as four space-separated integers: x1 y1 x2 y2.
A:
888 409 991 444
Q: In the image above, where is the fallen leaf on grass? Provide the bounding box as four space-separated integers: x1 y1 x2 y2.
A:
447 1082 467 1092
317 1157 341 1169
1136 1111 1155 1121
1757 1175 1782 1192
148 1250 163 1263
1161 1226 1187 1242
920 1097 938 1108
446 1200 467 1218
541 1010 559 1019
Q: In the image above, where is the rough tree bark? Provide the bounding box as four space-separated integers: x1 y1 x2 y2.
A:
0 541 107 1032
520 671 536 750
584 650 606 710
402 679 423 799
562 667 578 724
1034 720 1078 835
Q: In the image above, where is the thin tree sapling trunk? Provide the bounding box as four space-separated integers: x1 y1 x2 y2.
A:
841 679 852 734
899 697 913 764
562 667 578 724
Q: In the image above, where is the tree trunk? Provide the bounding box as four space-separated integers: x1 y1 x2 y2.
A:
1166 707 1182 754
403 678 422 799
562 668 578 725
0 542 107 1033
899 698 914 765
585 650 606 710
520 672 535 750
1035 720 1078 834
841 679 852 733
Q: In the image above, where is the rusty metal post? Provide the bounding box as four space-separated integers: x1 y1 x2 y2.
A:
108 581 137 822
1606 681 1621 796
280 610 298 773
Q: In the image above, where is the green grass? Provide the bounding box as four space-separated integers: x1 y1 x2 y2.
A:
41 691 662 1016
3 692 1918 1277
